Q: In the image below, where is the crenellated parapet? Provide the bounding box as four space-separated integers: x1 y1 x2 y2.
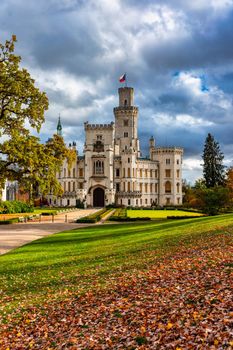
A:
84 122 114 130
113 106 138 117
154 147 183 155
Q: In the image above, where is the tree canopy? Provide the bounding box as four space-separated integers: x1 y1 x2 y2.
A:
202 133 225 188
0 36 70 201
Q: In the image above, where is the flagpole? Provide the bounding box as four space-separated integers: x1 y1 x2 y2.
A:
125 72 127 87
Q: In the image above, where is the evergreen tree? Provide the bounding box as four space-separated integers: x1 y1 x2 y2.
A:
202 133 225 188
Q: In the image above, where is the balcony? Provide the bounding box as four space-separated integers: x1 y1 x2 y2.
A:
116 191 141 198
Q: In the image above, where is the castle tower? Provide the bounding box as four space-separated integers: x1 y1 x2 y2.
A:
57 115 62 136
114 87 140 156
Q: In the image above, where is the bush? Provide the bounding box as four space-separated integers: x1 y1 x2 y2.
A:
0 218 19 224
0 201 34 214
76 208 107 223
167 216 204 220
76 199 85 209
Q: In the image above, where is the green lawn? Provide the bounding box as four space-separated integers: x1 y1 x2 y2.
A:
0 213 233 321
127 209 203 218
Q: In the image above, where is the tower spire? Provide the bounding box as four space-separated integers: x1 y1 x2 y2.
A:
57 114 62 136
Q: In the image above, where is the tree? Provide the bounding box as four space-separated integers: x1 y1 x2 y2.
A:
225 167 233 206
0 36 69 202
197 186 230 216
202 133 225 188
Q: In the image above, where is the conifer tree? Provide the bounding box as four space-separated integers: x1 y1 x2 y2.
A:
202 133 225 188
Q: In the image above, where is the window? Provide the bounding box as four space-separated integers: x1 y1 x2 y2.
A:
150 183 153 192
128 158 130 163
116 183 120 192
123 182 126 192
145 169 148 177
155 170 158 178
128 199 131 206
177 170 180 178
166 197 171 205
79 183 83 189
145 184 148 193
165 169 171 178
73 182 75 191
124 132 129 137
124 99 128 106
140 183 142 192
97 135 102 140
145 199 148 205
176 183 180 193
155 183 158 193
127 182 130 192
124 120 129 126
64 182 66 191
79 168 83 177
64 168 66 178
73 168 75 178
166 159 170 165
165 181 171 193
68 169 71 178
177 197 180 204
140 169 142 177
123 168 125 177
68 182 71 192
136 199 138 205
127 168 130 177
150 169 153 178
93 160 104 175
177 159 179 165
116 168 120 177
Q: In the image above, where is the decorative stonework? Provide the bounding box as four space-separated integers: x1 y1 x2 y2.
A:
48 86 183 207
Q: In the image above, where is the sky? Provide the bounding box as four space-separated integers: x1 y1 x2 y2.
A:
1 0 233 183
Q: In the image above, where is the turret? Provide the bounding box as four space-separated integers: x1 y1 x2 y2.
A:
57 115 62 136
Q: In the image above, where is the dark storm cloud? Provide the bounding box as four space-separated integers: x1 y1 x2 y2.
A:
1 0 233 181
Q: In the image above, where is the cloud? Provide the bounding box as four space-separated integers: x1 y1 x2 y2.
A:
0 0 233 182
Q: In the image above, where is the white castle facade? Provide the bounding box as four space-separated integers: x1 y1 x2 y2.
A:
49 87 183 207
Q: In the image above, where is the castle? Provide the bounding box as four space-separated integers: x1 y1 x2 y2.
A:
48 86 183 207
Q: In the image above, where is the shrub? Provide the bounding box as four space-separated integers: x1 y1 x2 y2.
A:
0 201 34 214
0 218 19 224
76 208 107 223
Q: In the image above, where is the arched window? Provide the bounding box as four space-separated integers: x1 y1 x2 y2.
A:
73 168 75 178
165 181 171 194
124 99 127 106
93 160 104 175
176 182 180 193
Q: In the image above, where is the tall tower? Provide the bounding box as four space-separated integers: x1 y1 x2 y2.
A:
113 87 140 156
57 115 62 136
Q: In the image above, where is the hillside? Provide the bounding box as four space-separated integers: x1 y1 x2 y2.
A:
0 215 233 349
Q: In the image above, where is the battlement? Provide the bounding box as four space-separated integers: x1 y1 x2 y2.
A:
84 121 114 130
114 106 138 114
154 147 183 154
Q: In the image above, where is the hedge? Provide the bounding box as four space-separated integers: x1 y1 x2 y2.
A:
0 218 19 225
0 201 34 214
167 216 205 220
76 208 107 223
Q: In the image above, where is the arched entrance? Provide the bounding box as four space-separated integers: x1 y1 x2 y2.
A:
93 187 105 207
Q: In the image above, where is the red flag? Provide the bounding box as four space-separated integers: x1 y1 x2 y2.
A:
119 73 126 83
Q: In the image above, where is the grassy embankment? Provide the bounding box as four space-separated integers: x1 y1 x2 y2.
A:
0 213 232 320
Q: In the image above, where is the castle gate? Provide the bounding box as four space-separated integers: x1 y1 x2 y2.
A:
93 187 105 207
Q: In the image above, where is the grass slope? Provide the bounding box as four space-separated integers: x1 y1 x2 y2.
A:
0 214 232 317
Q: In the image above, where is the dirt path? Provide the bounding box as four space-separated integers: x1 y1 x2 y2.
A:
0 209 98 255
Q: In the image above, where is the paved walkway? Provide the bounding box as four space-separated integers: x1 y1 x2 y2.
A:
0 209 98 255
